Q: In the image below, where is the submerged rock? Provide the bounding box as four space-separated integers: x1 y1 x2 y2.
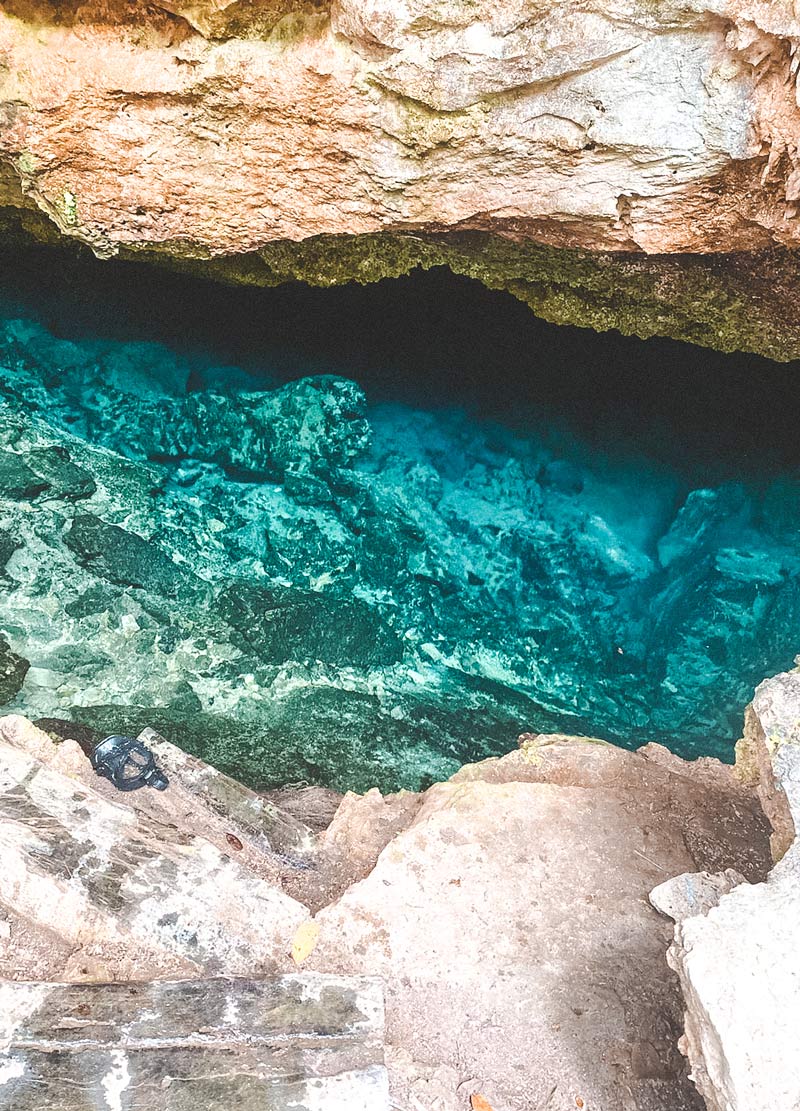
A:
25 446 96 501
64 513 193 597
0 450 49 500
0 635 28 704
216 581 403 668
0 319 798 788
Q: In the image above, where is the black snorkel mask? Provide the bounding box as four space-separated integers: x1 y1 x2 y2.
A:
91 734 169 792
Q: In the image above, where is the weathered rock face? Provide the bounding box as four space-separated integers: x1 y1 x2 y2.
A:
306 734 773 1110
653 669 800 1111
2 1 800 356
2 0 800 255
0 976 389 1111
0 717 775 1109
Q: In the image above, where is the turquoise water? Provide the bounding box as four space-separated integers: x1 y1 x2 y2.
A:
0 245 799 791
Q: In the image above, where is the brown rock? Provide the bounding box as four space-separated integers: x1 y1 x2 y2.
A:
308 737 771 1110
0 1 799 256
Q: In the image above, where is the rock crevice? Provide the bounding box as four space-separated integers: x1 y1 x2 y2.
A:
651 669 800 1111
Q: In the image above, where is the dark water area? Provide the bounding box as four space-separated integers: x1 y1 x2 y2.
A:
7 243 800 481
0 241 798 790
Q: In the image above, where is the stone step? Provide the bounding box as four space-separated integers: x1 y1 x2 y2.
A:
0 717 317 891
136 728 313 866
0 736 308 978
0 974 388 1110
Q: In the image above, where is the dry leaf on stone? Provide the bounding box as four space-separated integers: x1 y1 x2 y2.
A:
291 919 320 965
470 1095 495 1111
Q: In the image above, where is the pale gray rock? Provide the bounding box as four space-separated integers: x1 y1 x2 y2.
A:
0 717 777 1109
0 717 308 981
650 868 745 921
660 669 800 1111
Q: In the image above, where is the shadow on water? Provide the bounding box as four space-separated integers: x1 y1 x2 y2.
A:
2 241 800 485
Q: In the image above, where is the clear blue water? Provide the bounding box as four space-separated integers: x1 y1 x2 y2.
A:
0 244 798 790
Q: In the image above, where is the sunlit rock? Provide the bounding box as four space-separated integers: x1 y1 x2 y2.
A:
0 717 774 1109
307 734 771 1110
1 0 799 258
653 669 800 1111
2 3 800 353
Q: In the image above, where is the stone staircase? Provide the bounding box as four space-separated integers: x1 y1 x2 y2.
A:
0 716 389 1110
0 713 781 1111
0 976 387 1109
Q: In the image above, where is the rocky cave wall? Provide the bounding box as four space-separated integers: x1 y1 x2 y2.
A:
2 1 800 356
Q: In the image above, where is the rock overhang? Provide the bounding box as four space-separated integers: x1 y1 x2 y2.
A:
2 1 800 357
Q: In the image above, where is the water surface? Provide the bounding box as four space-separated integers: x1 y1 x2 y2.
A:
0 243 797 789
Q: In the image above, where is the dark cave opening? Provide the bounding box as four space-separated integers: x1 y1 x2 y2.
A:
5 241 800 481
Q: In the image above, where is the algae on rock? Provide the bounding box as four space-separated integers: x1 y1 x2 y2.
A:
2 190 800 362
123 231 800 364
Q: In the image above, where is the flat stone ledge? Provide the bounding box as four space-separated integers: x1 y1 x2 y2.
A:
0 974 389 1110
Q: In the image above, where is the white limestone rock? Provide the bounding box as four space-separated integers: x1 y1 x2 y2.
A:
657 669 800 1111
0 718 308 981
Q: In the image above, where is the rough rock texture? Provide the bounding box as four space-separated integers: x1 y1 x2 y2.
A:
3 0 800 255
0 715 309 981
654 669 800 1111
0 976 389 1110
3 315 800 791
306 733 772 1111
0 717 774 1109
3 2 800 355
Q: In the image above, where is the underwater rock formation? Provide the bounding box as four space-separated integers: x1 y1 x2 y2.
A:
1 316 800 789
3 1 800 355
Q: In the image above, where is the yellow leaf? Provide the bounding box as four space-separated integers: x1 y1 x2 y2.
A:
470 1096 495 1111
291 919 320 965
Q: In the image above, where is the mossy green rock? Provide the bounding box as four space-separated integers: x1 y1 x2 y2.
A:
64 513 191 597
0 450 49 500
1 204 799 361
0 634 29 704
131 231 800 364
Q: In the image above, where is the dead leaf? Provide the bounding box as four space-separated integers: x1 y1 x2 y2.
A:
291 919 320 965
470 1095 495 1111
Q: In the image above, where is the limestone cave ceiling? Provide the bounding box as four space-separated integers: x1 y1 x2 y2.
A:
1 1 800 356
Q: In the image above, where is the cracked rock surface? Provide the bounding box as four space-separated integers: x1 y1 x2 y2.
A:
653 669 800 1111
3 2 800 358
0 716 773 1110
1 0 800 256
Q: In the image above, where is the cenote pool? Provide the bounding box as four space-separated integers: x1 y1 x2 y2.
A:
0 244 799 792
